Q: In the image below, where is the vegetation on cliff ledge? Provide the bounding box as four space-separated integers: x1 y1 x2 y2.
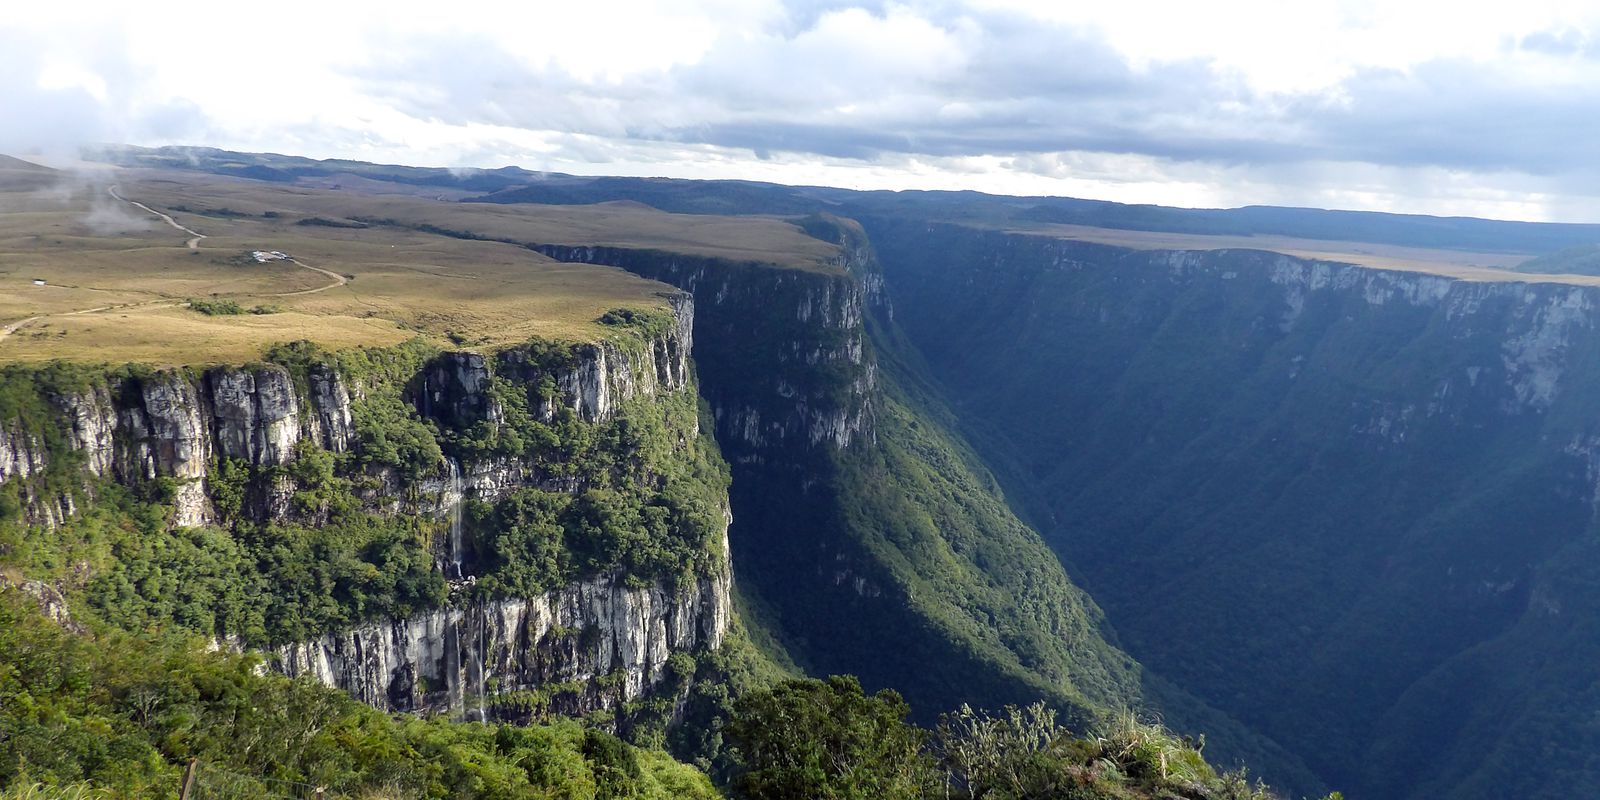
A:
0 590 718 800
0 330 728 648
0 587 1334 800
726 675 1341 800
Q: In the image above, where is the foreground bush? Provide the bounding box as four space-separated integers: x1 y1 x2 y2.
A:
729 677 1343 800
0 590 717 800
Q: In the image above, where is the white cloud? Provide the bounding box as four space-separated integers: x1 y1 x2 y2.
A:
6 0 1600 221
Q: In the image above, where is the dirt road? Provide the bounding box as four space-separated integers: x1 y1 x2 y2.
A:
2 189 352 343
108 185 207 250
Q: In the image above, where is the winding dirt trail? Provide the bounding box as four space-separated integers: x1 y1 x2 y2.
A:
0 300 190 344
270 258 349 295
108 185 206 250
105 185 347 294
1 315 45 338
1 187 352 343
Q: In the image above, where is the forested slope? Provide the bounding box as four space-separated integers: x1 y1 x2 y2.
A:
870 219 1600 800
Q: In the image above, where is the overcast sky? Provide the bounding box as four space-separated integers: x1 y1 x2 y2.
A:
8 0 1600 221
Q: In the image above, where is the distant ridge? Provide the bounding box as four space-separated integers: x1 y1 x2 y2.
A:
0 154 62 191
0 154 56 173
1515 243 1600 276
88 144 1600 256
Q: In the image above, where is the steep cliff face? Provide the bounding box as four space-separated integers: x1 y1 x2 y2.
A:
502 293 695 428
1 364 353 528
0 293 731 726
868 220 1600 800
525 233 1158 742
3 296 697 523
275 560 730 720
530 245 874 454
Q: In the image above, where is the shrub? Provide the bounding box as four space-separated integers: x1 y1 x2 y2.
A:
187 298 244 316
730 675 935 800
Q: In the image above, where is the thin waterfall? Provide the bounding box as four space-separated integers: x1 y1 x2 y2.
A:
446 458 464 580
476 607 490 721
446 618 465 719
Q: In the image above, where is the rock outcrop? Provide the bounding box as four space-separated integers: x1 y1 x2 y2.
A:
307 364 355 453
1 364 358 528
530 245 875 454
495 292 694 427
0 424 48 485
208 366 302 466
418 352 501 429
275 553 731 721
0 292 699 529
1 292 728 725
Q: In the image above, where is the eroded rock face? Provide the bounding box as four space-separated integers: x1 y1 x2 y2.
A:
264 299 724 720
4 296 730 726
529 245 876 453
139 374 214 526
59 385 116 477
418 352 502 429
0 419 72 527
4 364 355 528
488 292 696 429
0 423 47 484
1259 253 1597 415
274 558 732 720
0 576 84 635
208 366 302 466
308 365 355 452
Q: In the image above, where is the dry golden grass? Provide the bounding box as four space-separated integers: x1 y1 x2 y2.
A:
2 306 411 365
36 153 1586 369
0 164 835 366
122 171 842 271
289 171 481 200
1008 222 1600 286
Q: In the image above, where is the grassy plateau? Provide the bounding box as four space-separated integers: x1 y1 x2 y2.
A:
0 159 839 367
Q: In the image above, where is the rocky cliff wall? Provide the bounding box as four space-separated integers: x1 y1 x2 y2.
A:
425 292 695 433
0 363 353 528
530 245 875 455
275 548 730 720
525 232 1135 747
0 292 730 724
865 219 1600 800
874 222 1600 435
0 293 695 528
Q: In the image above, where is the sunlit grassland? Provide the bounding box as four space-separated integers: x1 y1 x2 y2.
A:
0 163 840 366
1004 221 1600 283
130 170 843 271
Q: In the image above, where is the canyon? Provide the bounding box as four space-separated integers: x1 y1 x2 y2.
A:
11 149 1600 798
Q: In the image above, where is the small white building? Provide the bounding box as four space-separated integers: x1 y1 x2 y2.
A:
31 279 46 286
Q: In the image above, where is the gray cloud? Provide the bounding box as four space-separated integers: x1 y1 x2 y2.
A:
0 27 206 159
0 33 112 158
8 2 1600 221
350 4 1600 199
1265 59 1600 191
1519 27 1592 57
